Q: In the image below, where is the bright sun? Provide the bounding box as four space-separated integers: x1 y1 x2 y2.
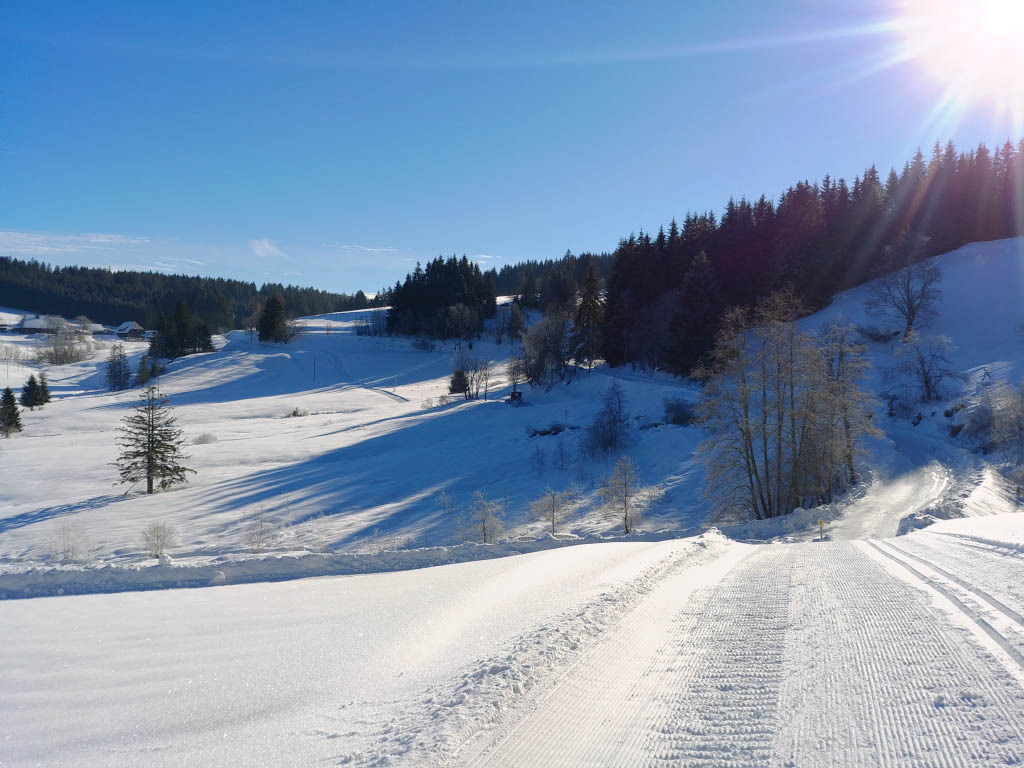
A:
898 0 1024 118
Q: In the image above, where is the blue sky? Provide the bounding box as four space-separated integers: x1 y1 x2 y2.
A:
1 0 1020 293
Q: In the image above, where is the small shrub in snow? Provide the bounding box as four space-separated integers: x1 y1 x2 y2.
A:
527 422 565 438
245 509 276 554
192 432 218 445
141 522 176 558
285 407 308 418
51 520 83 562
855 324 897 345
663 398 695 426
532 444 546 475
411 337 435 352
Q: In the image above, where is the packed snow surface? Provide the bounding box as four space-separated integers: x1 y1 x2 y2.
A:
5 523 1024 766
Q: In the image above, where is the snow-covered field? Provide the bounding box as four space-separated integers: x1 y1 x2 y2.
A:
0 309 706 581
3 238 1024 765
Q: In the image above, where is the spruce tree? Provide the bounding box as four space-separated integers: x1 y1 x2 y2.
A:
136 356 151 386
113 385 194 494
507 302 526 340
1 387 23 436
38 372 52 405
258 295 289 342
449 368 469 396
570 261 604 370
20 375 40 410
667 251 723 376
106 343 132 391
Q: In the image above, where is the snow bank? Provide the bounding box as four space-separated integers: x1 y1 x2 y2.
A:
0 526 721 600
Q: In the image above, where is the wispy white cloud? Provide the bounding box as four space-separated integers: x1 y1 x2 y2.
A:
249 238 289 260
327 243 399 253
0 230 150 255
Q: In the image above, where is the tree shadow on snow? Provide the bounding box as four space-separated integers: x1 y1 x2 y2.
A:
0 494 128 534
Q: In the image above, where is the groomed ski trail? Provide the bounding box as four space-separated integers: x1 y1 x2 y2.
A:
455 540 1024 767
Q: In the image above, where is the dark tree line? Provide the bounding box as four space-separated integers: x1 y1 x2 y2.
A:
385 255 498 337
491 250 613 297
602 139 1024 375
150 301 215 359
0 258 378 331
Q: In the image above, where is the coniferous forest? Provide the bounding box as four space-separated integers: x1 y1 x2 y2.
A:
4 140 1022 376
601 139 1024 374
0 258 377 331
385 255 498 337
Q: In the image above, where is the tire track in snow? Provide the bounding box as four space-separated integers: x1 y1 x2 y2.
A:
777 542 1024 767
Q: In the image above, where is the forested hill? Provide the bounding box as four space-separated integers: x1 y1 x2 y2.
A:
600 139 1024 373
0 257 377 330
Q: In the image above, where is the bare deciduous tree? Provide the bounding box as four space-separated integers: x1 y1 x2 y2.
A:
521 309 572 388
469 490 502 544
530 486 567 535
583 381 631 456
698 292 879 521
887 332 960 403
599 456 642 534
142 521 176 558
866 233 941 340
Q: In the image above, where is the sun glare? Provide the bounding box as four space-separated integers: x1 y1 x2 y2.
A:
898 0 1024 121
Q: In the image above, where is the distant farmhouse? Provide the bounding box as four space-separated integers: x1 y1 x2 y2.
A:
14 315 67 334
115 321 146 340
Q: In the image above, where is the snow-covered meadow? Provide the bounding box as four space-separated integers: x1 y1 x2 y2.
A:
3 238 1024 765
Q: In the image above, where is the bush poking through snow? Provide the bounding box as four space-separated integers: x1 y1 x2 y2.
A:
285 407 308 418
50 520 84 562
245 509 276 554
141 522 176 559
192 432 218 445
663 398 695 426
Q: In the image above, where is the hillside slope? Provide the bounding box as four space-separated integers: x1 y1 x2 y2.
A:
1 237 1022 579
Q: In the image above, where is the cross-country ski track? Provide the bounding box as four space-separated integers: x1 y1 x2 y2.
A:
455 535 1024 768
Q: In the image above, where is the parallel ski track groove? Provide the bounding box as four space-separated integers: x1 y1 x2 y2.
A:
880 539 1024 627
776 542 1024 767
866 540 1024 671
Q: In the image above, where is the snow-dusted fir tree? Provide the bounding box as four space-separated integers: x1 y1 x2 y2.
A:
135 355 151 386
113 385 194 494
20 374 41 409
37 372 52 404
0 387 22 436
106 343 132 391
570 260 604 370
